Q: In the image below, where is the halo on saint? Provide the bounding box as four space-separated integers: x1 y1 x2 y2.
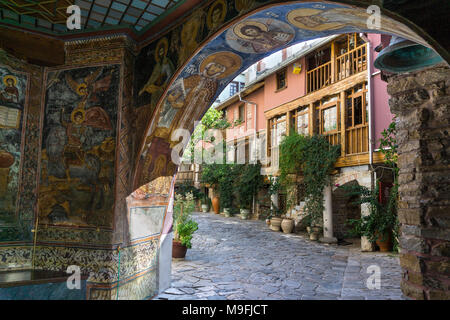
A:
71 108 86 124
76 83 88 96
3 75 18 86
155 37 169 63
233 20 269 39
199 51 242 80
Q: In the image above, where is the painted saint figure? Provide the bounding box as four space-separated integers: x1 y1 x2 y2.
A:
207 0 227 35
139 37 175 111
178 52 242 129
227 19 294 54
61 108 87 177
0 75 19 103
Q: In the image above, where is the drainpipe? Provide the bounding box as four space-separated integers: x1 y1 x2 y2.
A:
239 91 258 214
360 33 375 191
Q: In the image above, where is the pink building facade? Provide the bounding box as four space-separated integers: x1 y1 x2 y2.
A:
215 33 395 246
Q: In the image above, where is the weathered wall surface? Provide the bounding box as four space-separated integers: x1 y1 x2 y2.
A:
388 65 450 300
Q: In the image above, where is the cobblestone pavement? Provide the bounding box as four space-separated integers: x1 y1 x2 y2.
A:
156 212 405 300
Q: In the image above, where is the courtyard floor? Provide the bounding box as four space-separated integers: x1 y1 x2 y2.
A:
155 212 405 300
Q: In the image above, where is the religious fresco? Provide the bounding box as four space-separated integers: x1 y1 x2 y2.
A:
39 65 119 228
0 66 28 226
226 18 295 53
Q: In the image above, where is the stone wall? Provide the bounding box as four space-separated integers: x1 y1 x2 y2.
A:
388 64 450 300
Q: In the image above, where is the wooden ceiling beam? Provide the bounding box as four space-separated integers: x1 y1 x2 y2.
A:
0 27 65 66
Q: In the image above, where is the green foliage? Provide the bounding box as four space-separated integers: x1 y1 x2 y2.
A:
176 183 202 200
344 184 398 244
379 119 398 176
173 192 198 249
279 132 340 226
176 220 198 248
345 119 400 251
236 163 264 209
218 164 236 209
267 176 283 217
183 108 231 162
201 163 222 188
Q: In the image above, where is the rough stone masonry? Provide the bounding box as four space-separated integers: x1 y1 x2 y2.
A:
387 64 450 300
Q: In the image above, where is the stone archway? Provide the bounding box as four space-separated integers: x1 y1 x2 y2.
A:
128 1 449 299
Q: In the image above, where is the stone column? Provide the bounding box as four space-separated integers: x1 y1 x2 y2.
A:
321 184 337 243
388 65 450 300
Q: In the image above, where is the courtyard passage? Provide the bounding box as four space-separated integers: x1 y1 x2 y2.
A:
156 212 405 300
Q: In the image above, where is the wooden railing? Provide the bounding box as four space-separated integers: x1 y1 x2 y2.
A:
324 132 341 147
306 61 332 93
336 44 367 82
345 125 369 155
306 44 367 94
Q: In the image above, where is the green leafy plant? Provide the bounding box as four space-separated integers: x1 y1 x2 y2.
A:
344 183 398 244
218 164 236 209
279 132 340 226
236 163 263 210
176 183 202 200
173 192 198 249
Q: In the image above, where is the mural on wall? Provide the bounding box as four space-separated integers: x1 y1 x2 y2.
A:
226 18 295 54
0 67 28 226
134 0 422 188
40 65 119 228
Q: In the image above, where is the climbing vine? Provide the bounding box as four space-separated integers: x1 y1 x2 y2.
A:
279 132 340 227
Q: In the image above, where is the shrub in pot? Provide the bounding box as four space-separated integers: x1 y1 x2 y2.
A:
344 183 398 252
236 164 263 220
218 165 235 216
173 192 198 259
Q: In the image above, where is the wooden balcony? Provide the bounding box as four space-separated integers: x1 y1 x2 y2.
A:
307 43 367 94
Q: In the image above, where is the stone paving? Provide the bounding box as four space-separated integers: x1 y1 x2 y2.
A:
156 212 405 300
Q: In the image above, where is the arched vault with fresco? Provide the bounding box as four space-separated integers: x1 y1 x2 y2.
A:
133 1 439 190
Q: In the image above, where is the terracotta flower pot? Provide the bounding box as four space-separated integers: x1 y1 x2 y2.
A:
212 196 220 214
172 240 188 259
270 217 282 231
281 218 294 234
375 232 393 252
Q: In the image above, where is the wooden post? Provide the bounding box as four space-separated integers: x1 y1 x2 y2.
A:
308 103 314 136
331 40 336 84
340 91 346 157
286 110 291 136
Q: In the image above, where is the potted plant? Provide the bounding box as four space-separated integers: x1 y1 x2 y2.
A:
172 192 199 259
236 164 263 220
200 192 210 213
201 164 222 214
344 183 398 252
218 165 235 217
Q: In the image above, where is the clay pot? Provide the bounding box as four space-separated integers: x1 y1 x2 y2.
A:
211 196 220 214
270 217 282 231
224 208 232 217
266 219 271 226
309 232 320 241
281 218 294 234
172 240 188 259
240 209 250 220
375 232 393 252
